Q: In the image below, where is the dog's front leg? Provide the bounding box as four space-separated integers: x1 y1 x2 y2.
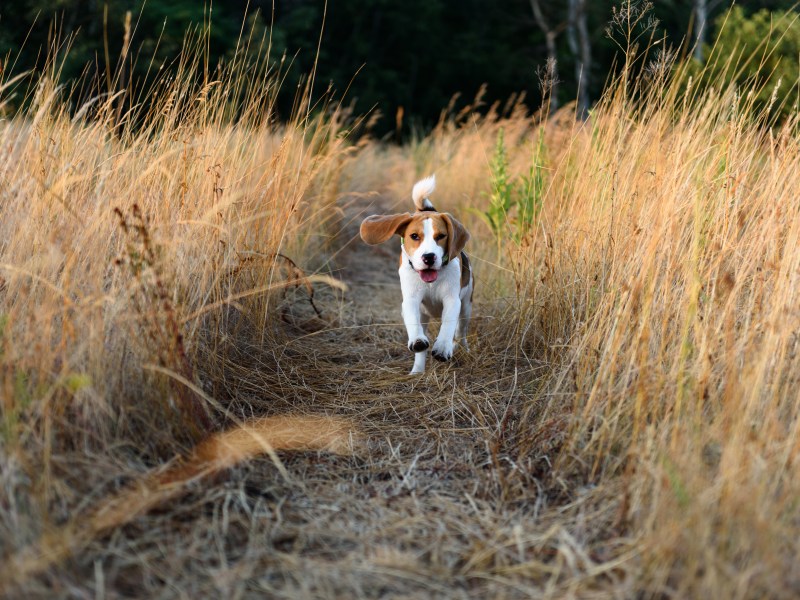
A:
403 298 429 375
402 297 429 354
400 268 429 361
432 297 461 361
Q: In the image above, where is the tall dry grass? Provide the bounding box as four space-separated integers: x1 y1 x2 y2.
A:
484 43 800 600
0 34 357 562
564 92 799 596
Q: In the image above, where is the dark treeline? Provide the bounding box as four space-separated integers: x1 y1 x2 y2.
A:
0 1 796 135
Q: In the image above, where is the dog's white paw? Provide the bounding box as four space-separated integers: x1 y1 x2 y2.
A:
408 336 430 353
431 338 454 362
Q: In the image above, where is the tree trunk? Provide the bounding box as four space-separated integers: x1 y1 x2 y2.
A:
567 0 591 119
529 0 559 112
693 0 708 61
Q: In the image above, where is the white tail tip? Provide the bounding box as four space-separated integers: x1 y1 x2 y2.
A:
412 175 436 210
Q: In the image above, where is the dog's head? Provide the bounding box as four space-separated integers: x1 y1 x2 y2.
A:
360 211 469 283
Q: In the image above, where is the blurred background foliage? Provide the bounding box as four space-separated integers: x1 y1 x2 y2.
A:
699 6 800 117
0 1 798 135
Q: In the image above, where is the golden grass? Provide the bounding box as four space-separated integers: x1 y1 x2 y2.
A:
1 25 800 599
480 55 800 596
0 45 355 447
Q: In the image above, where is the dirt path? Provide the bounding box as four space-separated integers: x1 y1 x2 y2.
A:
180 193 566 599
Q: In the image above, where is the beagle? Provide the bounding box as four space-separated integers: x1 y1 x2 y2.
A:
360 176 473 374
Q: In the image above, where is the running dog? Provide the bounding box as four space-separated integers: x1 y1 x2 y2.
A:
360 176 473 374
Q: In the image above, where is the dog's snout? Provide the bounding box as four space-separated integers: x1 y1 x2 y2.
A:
422 253 436 266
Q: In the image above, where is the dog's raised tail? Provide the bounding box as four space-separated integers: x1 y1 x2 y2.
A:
412 175 436 211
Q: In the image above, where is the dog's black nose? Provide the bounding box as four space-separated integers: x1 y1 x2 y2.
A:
422 253 436 266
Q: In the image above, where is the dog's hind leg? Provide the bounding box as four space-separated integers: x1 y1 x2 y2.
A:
456 295 472 352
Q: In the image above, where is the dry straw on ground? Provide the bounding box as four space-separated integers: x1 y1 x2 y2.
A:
2 415 361 592
1 14 800 599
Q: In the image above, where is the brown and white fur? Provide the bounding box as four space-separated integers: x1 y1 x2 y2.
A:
360 176 474 374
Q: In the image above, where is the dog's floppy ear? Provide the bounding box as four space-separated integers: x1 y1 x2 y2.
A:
360 213 413 245
442 213 470 259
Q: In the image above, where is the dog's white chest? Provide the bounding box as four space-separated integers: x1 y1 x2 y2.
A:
398 259 462 316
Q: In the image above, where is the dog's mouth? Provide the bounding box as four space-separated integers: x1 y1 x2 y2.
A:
419 268 438 283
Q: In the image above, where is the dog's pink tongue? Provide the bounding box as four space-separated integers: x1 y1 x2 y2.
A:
420 269 438 283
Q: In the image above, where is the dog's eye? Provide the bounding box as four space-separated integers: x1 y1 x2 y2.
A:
410 233 420 241
435 234 446 241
